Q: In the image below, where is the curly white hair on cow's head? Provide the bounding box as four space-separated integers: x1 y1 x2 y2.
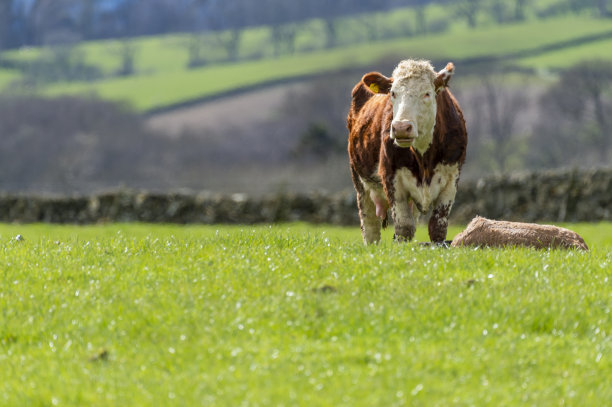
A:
392 59 436 83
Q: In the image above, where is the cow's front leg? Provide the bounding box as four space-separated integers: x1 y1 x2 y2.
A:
428 202 451 243
428 175 459 243
391 195 416 242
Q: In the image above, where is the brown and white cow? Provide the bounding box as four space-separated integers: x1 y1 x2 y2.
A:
347 59 467 244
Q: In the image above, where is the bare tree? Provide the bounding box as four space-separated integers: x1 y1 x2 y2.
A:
0 0 11 51
317 0 353 48
490 0 510 23
453 0 483 28
112 40 138 76
280 74 353 160
559 61 612 159
598 0 610 16
28 0 82 45
256 0 304 57
183 0 246 67
415 5 427 34
458 74 530 173
513 0 529 21
532 60 612 167
108 0 148 76
271 23 300 56
183 0 210 67
79 0 96 40
320 0 390 47
199 0 251 61
185 33 207 68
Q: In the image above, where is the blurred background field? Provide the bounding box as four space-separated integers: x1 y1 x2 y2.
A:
0 0 611 194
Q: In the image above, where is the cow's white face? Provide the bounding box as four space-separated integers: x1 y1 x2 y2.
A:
362 60 455 154
389 75 437 152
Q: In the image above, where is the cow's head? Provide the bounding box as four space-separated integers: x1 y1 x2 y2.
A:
363 60 454 153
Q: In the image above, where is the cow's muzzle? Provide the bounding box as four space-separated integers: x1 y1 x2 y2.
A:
391 120 415 147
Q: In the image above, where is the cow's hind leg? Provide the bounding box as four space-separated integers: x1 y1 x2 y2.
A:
391 195 416 242
357 189 382 244
351 168 382 244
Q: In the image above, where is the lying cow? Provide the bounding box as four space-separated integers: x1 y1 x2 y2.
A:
347 59 467 244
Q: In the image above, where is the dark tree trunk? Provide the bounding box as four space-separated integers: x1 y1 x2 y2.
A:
324 19 336 49
598 0 610 17
415 6 426 34
592 92 609 159
514 0 526 21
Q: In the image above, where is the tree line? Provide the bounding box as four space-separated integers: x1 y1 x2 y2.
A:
0 0 609 51
1 0 610 87
0 0 405 50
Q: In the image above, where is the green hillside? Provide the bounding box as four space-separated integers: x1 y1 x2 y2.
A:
1 9 611 112
0 70 19 89
516 36 612 69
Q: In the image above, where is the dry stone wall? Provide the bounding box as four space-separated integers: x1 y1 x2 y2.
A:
453 168 612 223
1 169 610 224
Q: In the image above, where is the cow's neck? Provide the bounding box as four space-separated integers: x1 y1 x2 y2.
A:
413 126 434 155
410 147 429 179
411 139 443 183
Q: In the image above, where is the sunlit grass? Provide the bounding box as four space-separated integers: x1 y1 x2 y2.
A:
1 222 610 406
517 37 612 70
0 69 20 90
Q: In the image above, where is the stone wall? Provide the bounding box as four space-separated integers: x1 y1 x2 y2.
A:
1 169 610 224
453 168 611 223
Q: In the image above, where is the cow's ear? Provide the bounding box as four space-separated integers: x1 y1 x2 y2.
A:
434 62 455 93
362 72 393 94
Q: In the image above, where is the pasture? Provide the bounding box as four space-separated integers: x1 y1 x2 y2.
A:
1 222 611 406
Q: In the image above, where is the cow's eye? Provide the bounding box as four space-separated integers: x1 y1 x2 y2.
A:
391 91 396 98
424 92 431 98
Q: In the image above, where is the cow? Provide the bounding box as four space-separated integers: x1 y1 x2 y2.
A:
347 59 467 245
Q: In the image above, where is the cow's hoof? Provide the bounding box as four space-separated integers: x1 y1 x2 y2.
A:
393 234 413 243
418 240 452 248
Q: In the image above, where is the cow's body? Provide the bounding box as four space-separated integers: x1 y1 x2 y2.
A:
348 59 467 244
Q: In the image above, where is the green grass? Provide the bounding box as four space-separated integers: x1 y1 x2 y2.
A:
1 222 611 406
0 69 19 89
517 37 612 69
43 53 354 111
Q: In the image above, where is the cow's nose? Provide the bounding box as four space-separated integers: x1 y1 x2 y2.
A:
392 121 414 139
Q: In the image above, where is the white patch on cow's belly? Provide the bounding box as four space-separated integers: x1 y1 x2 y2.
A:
394 163 459 212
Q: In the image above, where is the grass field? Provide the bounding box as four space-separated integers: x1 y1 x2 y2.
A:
516 36 612 70
1 222 611 406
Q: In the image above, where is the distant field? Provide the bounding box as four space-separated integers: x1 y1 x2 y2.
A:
0 69 19 89
1 11 612 111
517 37 612 69
1 222 611 406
